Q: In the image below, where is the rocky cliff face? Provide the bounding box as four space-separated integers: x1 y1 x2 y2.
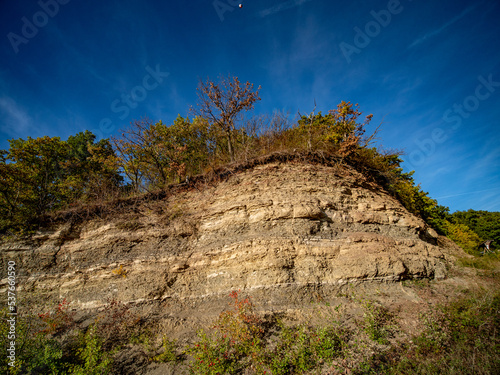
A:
1 161 452 335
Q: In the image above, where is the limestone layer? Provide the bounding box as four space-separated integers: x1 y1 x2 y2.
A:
1 162 447 318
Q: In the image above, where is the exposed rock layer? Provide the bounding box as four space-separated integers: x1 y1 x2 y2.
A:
1 161 450 326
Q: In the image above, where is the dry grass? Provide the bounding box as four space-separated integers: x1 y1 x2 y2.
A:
40 150 356 230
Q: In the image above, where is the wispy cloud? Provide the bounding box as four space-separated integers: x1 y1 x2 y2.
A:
435 186 500 200
0 97 32 138
259 0 313 18
408 5 477 48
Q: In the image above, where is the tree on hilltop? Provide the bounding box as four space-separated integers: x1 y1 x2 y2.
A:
192 75 261 162
296 101 374 154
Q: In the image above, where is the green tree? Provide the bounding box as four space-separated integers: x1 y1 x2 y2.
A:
112 119 172 191
388 171 450 234
295 101 373 153
64 131 122 202
444 221 483 254
167 115 212 178
112 117 211 190
3 136 68 220
451 210 500 248
0 132 122 234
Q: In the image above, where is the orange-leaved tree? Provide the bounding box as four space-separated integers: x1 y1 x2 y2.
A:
192 75 261 162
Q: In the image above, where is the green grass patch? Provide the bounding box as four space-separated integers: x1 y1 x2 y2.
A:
458 252 500 271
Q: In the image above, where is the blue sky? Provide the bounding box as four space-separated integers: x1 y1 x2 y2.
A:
1 0 499 213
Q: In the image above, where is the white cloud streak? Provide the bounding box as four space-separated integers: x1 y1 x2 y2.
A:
0 97 32 138
409 5 476 48
435 187 500 200
259 0 313 18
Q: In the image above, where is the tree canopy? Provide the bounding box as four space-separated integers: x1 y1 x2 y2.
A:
192 75 261 162
0 132 121 234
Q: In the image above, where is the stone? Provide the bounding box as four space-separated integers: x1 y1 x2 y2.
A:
0 161 458 350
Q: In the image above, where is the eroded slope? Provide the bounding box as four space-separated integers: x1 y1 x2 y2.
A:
1 161 453 331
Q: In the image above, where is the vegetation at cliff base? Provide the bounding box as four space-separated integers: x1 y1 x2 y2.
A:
2 288 499 374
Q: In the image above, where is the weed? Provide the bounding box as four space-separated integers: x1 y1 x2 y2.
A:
313 326 344 361
115 219 142 231
166 202 185 221
267 323 314 374
0 309 65 374
111 264 128 278
458 252 500 271
362 301 393 345
402 278 430 290
153 336 179 363
0 299 115 375
263 319 346 374
37 298 75 335
215 290 264 356
187 330 244 375
129 329 154 352
69 323 114 375
187 290 264 374
95 298 142 351
4 286 499 374
357 289 500 374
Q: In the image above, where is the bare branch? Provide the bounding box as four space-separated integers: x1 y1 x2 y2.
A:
191 74 261 162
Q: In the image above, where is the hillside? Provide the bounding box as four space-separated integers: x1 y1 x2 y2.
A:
0 94 498 374
3 156 498 374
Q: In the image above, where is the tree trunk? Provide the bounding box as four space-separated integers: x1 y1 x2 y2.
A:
227 130 234 162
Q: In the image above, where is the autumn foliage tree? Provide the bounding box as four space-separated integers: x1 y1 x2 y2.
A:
112 119 172 191
193 75 261 162
295 101 373 154
112 116 212 192
64 131 122 201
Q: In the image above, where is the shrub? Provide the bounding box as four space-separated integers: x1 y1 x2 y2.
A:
444 221 483 254
187 290 264 374
152 336 179 363
187 330 243 375
267 324 314 375
362 289 500 375
37 298 74 334
362 301 394 345
0 307 65 374
0 298 151 374
451 210 500 249
69 324 113 375
458 252 500 270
